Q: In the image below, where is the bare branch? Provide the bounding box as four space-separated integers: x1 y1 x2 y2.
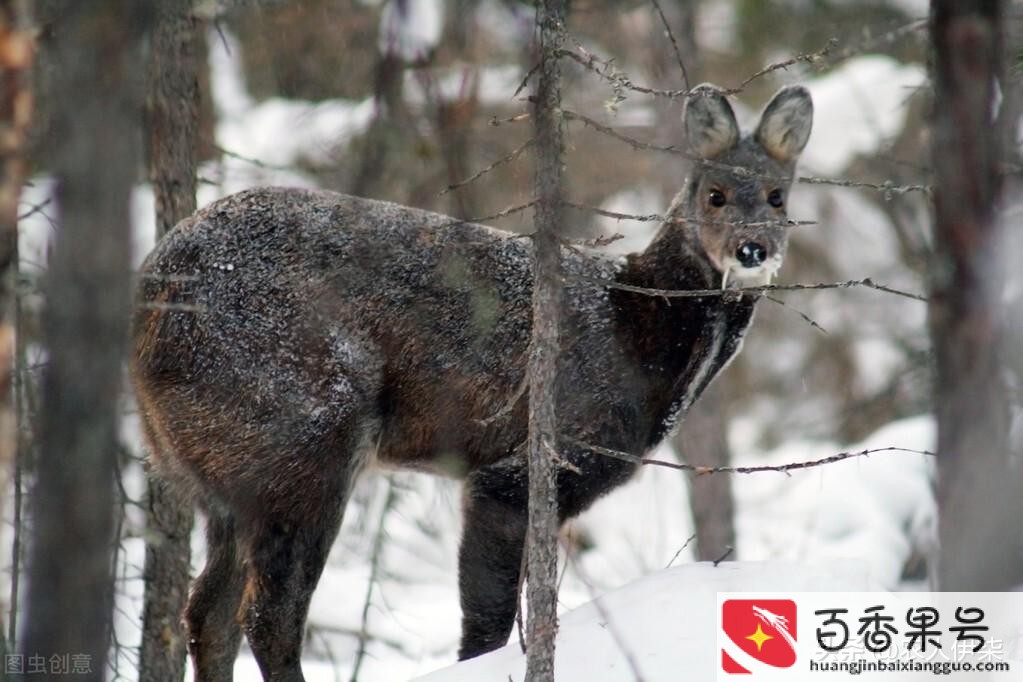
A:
139 302 205 313
563 540 647 682
440 138 535 196
665 533 697 569
350 477 398 682
559 37 836 100
561 109 931 195
764 294 829 335
448 199 538 226
475 371 529 426
712 546 734 566
561 17 927 102
16 198 52 221
563 107 683 153
489 112 531 127
559 45 683 101
570 232 625 248
581 275 928 303
561 199 817 229
796 175 929 196
306 623 408 654
134 272 200 282
648 0 689 90
214 144 296 172
731 38 839 93
515 62 541 98
562 434 934 476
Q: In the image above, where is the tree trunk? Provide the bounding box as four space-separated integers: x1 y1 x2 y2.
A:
139 2 202 680
929 0 1023 590
679 385 736 561
21 3 152 679
650 0 737 564
526 1 567 679
0 0 30 498
0 0 32 662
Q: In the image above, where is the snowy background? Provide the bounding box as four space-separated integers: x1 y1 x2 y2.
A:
7 0 986 679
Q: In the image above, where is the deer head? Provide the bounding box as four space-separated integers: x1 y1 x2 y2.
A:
682 83 813 288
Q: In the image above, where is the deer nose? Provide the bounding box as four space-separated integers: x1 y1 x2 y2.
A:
736 242 767 268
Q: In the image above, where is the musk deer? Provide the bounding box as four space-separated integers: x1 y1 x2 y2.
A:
132 83 812 680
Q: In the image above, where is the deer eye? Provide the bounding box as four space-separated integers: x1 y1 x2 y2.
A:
767 189 784 208
708 189 727 208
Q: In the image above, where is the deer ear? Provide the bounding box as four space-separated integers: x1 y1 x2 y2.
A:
684 84 740 159
755 85 813 163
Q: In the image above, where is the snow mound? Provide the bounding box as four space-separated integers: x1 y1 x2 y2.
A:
734 416 936 588
414 561 882 682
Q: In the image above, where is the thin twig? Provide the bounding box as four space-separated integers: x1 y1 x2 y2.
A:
764 294 829 335
476 371 529 426
563 108 683 153
665 533 698 569
731 39 839 93
561 109 931 195
8 411 22 649
349 476 398 682
563 539 647 682
832 18 928 62
796 175 929 195
307 623 408 654
134 272 199 282
561 199 817 228
16 197 52 221
581 275 928 303
648 0 689 90
571 232 625 248
561 17 927 102
560 37 836 100
515 550 528 654
440 138 535 196
562 434 934 476
214 144 296 172
447 199 538 227
515 62 541 98
139 302 205 313
712 546 734 567
559 46 683 100
489 112 531 127
308 628 343 682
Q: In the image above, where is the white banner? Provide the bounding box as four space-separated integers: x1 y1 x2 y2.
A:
717 592 1023 680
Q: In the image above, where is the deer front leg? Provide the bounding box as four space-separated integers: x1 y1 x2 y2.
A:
456 443 638 660
458 462 528 660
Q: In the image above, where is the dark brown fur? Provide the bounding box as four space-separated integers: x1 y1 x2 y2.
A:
131 84 812 681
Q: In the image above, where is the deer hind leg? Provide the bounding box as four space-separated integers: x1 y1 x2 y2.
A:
185 508 245 681
238 499 346 682
235 419 366 682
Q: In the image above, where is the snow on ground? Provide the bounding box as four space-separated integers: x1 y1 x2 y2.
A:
731 416 936 588
414 562 883 682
